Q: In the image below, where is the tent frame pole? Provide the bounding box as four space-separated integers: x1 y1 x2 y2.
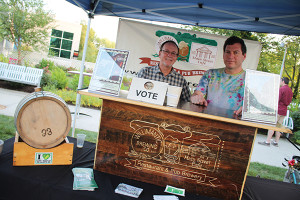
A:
71 16 92 137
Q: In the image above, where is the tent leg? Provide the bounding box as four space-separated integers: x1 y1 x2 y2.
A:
71 16 92 137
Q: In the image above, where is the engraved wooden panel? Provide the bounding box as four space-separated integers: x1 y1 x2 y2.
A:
94 100 256 200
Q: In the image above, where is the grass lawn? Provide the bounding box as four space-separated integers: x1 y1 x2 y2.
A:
0 114 288 182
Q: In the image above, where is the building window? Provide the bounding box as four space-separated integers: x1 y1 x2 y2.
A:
49 29 74 59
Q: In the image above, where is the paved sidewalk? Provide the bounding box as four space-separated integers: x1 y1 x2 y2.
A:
0 88 299 168
251 134 300 168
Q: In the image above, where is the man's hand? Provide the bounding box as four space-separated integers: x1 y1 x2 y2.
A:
191 90 208 106
234 106 242 116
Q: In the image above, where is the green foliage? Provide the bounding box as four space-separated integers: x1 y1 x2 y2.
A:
121 76 132 90
56 65 69 73
95 38 115 49
0 115 16 140
77 21 115 63
291 130 300 145
81 94 103 108
78 23 99 63
50 67 68 89
35 59 55 70
53 89 77 104
43 87 102 108
281 36 300 99
69 129 97 143
40 72 52 88
248 162 286 181
0 53 9 63
288 100 300 113
291 111 300 132
0 0 55 64
68 74 91 91
42 84 57 92
23 60 33 67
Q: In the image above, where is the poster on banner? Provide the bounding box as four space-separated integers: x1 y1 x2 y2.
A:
115 19 262 91
88 48 129 96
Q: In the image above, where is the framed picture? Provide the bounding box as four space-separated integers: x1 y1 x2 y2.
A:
88 48 129 96
242 69 280 125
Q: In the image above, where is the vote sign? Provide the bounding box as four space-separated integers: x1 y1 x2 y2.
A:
127 77 168 105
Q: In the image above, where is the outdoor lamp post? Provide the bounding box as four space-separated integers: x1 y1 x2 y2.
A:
279 43 288 79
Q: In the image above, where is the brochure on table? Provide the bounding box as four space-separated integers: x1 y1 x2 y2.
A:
88 48 129 96
242 69 280 125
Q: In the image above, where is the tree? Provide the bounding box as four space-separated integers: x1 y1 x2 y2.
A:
78 21 115 63
280 36 300 99
0 0 55 65
260 35 300 100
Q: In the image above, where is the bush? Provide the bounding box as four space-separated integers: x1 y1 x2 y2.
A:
68 74 91 91
291 111 300 132
35 59 55 71
42 88 102 108
50 67 68 89
56 64 68 73
43 84 57 92
288 100 300 113
54 89 77 104
40 73 52 88
67 66 77 72
0 54 9 63
291 130 300 145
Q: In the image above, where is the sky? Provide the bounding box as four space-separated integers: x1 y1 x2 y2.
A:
44 0 120 42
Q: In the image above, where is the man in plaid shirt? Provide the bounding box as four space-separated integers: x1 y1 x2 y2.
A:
137 40 191 102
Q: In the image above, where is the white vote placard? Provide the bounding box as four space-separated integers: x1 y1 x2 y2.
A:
127 77 168 105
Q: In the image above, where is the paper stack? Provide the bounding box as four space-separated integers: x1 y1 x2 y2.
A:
72 168 98 191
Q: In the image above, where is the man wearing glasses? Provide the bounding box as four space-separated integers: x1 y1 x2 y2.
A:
137 40 191 102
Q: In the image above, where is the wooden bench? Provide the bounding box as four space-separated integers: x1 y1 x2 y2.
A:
0 62 44 87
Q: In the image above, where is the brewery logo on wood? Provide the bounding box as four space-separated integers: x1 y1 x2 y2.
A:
125 120 223 187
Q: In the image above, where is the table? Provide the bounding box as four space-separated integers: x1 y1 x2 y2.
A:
1 137 299 200
78 89 292 200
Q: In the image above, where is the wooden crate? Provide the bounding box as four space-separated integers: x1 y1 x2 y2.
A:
13 134 73 166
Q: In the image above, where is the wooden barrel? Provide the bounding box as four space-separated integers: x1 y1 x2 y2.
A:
14 91 71 149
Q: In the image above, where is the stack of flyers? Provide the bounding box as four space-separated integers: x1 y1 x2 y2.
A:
115 183 143 198
72 168 98 191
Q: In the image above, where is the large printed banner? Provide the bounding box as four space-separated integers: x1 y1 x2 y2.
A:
116 19 262 90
